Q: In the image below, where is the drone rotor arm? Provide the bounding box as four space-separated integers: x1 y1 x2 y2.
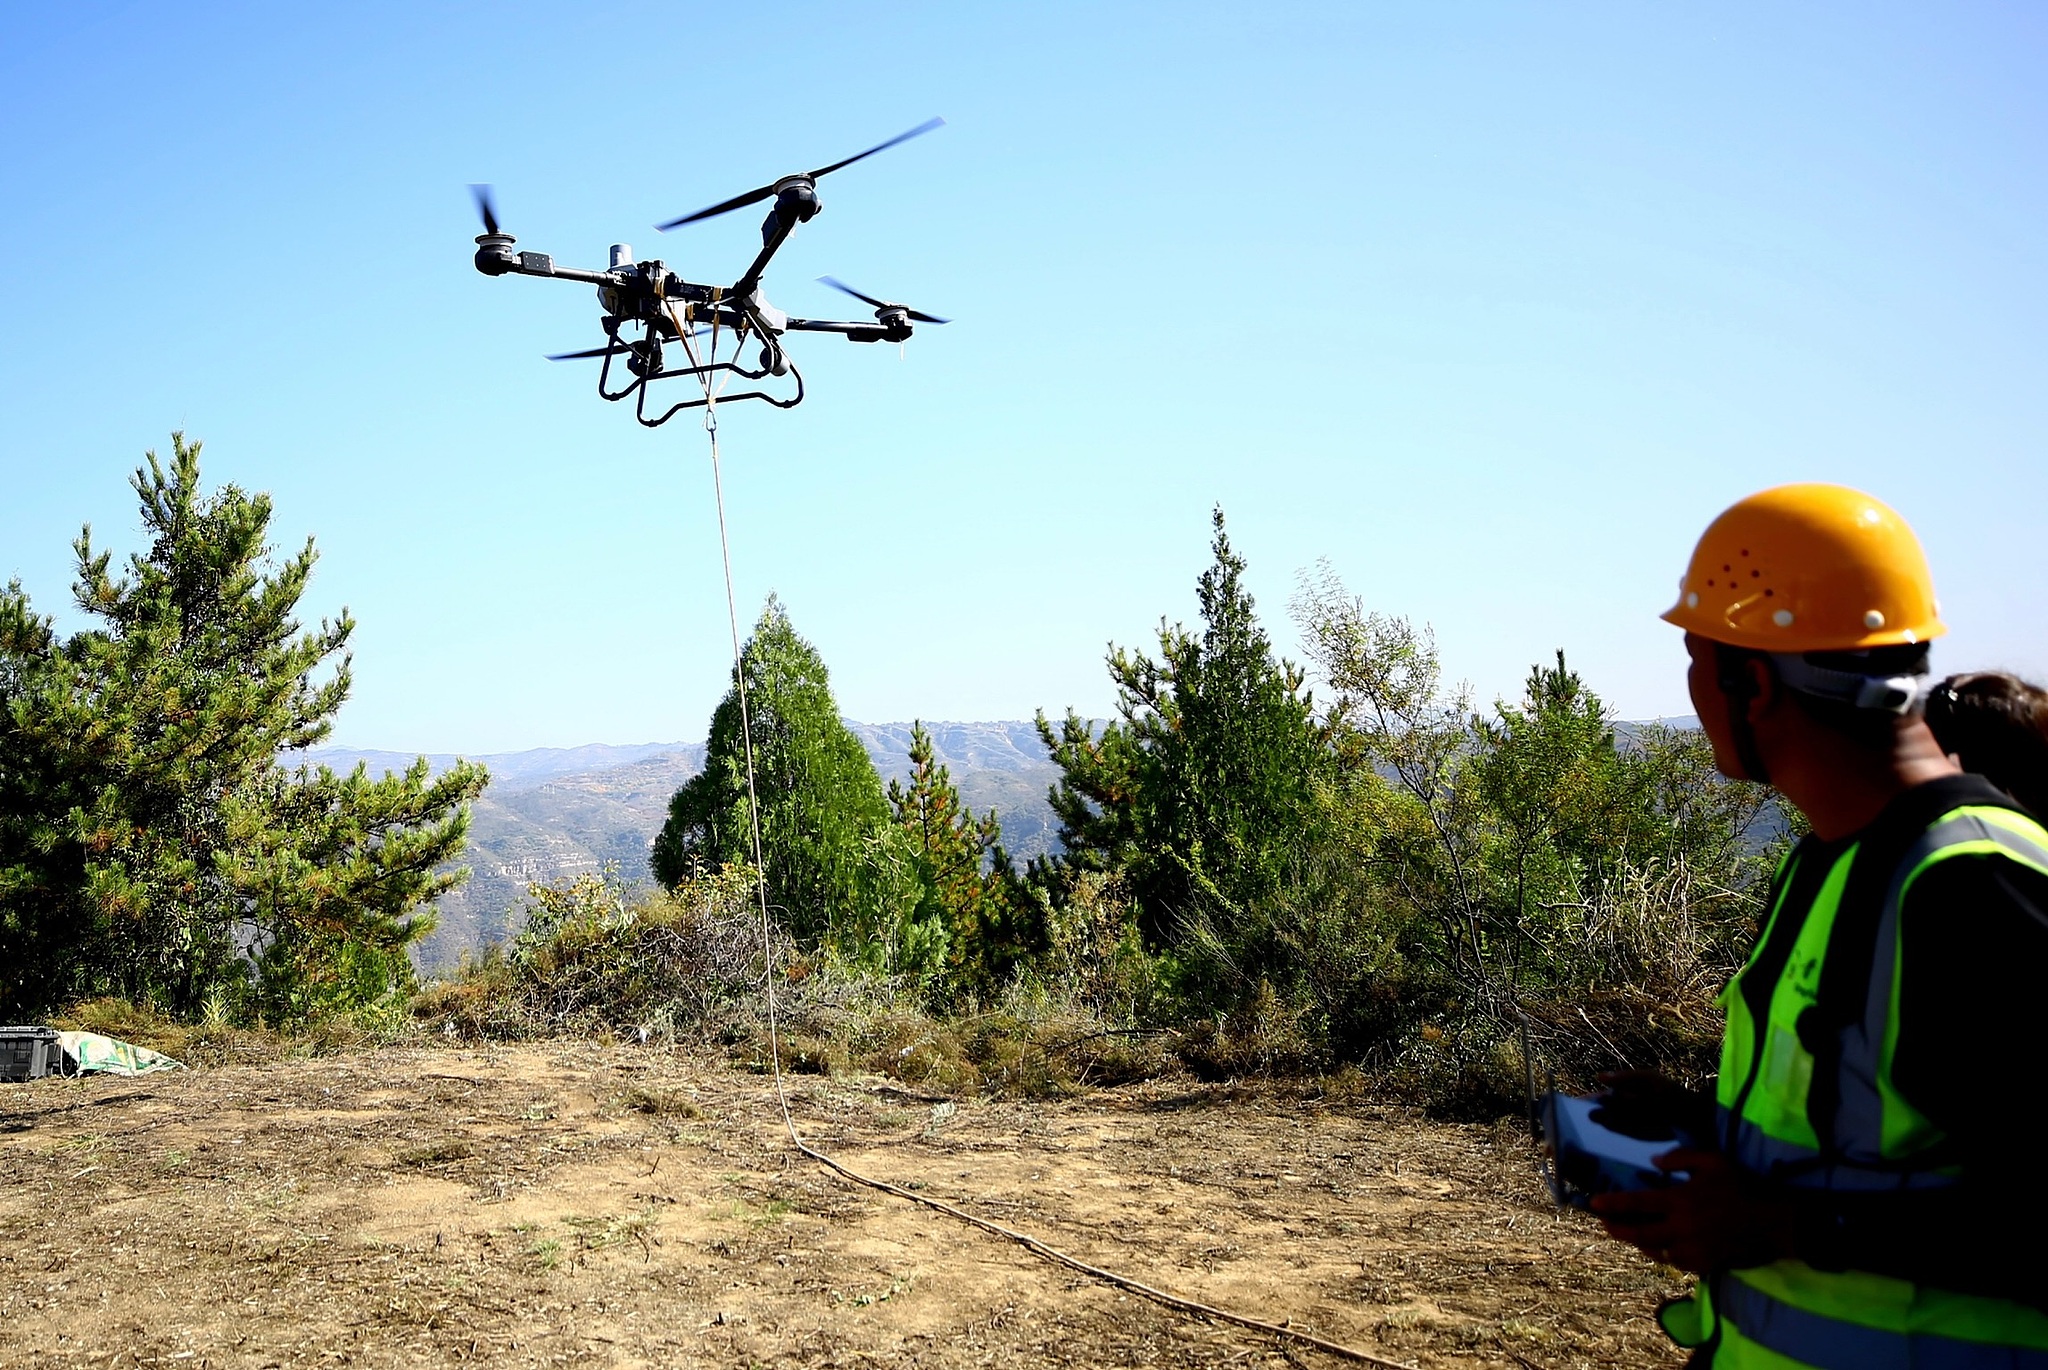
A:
781 317 879 334
782 317 900 344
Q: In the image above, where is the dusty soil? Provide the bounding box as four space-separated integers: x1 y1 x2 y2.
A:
0 1044 1688 1368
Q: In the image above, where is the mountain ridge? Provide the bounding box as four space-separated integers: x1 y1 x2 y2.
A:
309 722 1064 972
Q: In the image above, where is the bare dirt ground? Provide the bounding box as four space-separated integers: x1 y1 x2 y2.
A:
0 1044 1688 1369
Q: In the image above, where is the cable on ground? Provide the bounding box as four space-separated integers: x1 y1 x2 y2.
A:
685 359 1412 1370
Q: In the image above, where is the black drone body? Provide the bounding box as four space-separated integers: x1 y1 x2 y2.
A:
472 118 947 426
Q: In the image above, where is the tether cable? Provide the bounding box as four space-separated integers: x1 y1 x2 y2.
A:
681 338 1411 1370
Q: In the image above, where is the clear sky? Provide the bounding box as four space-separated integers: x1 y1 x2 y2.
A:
3 3 2043 753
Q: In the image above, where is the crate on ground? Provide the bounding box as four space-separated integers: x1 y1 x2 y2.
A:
0 1026 63 1082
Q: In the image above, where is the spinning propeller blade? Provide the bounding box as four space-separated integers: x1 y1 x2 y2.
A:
656 184 776 231
817 276 949 325
470 184 501 236
805 116 945 180
547 325 714 361
657 118 944 231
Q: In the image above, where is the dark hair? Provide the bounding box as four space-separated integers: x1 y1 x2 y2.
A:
1924 672 2048 817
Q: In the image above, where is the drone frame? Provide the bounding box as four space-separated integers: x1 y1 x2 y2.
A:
472 119 945 427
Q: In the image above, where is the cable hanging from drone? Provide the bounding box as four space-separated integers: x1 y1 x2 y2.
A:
469 117 949 427
462 123 1411 1370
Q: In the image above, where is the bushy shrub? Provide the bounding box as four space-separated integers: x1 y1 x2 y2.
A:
424 863 777 1040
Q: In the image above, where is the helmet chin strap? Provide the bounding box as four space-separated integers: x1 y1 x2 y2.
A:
1715 643 1773 785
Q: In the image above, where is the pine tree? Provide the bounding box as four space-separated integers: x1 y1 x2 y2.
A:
1470 650 1774 986
651 596 890 944
887 722 1041 1000
1036 508 1329 985
0 435 485 1020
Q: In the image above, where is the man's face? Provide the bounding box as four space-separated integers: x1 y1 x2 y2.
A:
1683 633 1746 780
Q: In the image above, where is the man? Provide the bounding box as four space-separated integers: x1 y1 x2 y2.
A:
1590 484 2048 1366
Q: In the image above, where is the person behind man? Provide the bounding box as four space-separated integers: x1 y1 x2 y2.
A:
1590 484 2048 1366
1925 670 2048 818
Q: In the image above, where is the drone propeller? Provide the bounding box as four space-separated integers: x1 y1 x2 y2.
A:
470 184 502 236
808 116 946 180
656 117 944 231
546 325 715 361
817 276 949 325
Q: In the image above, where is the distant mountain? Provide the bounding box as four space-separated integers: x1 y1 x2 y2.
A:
847 720 1065 863
304 741 698 788
311 721 1064 973
308 742 706 971
846 720 1058 776
1614 715 1701 743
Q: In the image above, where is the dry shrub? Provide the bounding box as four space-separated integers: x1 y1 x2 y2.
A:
418 870 1190 1102
512 865 773 1036
1519 855 1751 1094
421 865 785 1043
727 1030 849 1077
619 1084 702 1116
1353 855 1759 1118
853 1010 977 1092
1177 979 1328 1081
410 946 529 1039
732 983 1175 1099
52 995 407 1069
1065 1030 1175 1086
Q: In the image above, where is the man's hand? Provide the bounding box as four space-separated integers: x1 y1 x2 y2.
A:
1590 1149 1797 1274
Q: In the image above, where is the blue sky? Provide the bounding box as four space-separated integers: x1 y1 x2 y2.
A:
3 3 2043 753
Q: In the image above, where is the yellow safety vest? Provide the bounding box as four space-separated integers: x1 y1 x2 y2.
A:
1660 793 2048 1367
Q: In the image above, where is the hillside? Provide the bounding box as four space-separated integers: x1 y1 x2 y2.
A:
308 721 1064 972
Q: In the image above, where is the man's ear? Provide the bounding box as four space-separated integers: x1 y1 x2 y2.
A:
1741 655 1784 725
1715 648 1779 726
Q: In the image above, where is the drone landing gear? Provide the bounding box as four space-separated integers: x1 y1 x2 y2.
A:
587 320 803 427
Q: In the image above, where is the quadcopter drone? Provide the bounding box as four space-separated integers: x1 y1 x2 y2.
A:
471 118 948 426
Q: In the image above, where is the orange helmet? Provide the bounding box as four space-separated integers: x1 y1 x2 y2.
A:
1662 484 1945 653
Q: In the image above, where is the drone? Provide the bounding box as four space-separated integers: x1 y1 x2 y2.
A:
471 118 949 426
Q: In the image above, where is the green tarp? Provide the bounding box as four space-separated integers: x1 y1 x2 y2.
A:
58 1031 183 1076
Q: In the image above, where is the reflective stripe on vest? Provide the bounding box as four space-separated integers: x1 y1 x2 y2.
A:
1676 798 2048 1365
1717 1267 2048 1369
